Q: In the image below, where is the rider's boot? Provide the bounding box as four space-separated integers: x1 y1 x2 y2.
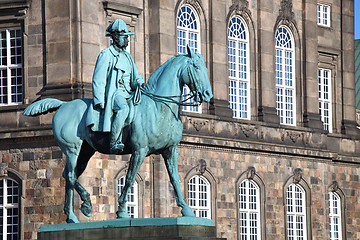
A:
110 133 124 154
110 110 127 154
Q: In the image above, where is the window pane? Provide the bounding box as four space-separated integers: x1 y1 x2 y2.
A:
318 68 332 132
188 175 211 219
0 28 23 105
239 179 261 239
228 16 250 119
177 4 201 113
117 176 138 218
329 192 342 240
275 26 295 125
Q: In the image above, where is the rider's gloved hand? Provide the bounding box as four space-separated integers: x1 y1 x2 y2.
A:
95 103 104 110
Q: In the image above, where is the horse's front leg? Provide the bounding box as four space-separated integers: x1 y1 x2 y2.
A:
162 146 195 217
117 148 147 218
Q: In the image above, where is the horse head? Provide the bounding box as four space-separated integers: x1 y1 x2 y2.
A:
182 45 213 103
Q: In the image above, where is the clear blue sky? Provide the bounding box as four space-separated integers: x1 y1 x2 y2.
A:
356 0 360 39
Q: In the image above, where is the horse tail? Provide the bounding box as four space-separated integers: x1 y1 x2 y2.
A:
23 98 65 116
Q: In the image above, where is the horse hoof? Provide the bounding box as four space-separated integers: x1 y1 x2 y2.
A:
66 213 80 223
116 210 130 218
80 202 92 217
181 206 195 217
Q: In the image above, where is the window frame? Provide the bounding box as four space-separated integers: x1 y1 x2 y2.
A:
0 178 20 240
187 175 211 219
329 192 342 240
228 15 250 120
318 68 332 133
286 183 307 240
0 166 23 240
176 3 202 113
238 179 261 239
328 182 346 240
0 26 24 106
283 170 311 240
236 167 266 240
317 3 331 28
114 168 144 219
117 176 139 218
184 164 217 223
275 25 296 126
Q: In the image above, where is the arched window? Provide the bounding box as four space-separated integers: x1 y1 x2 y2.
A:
286 184 307 239
0 178 20 240
329 192 342 240
228 15 250 119
177 4 201 113
117 176 138 218
188 175 211 219
275 25 295 126
238 179 261 239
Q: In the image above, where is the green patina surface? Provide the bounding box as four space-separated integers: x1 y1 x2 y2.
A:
355 39 360 109
40 217 213 232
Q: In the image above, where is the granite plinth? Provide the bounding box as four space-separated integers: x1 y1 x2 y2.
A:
38 217 225 240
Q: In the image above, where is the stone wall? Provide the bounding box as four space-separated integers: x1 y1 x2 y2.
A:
1 127 360 239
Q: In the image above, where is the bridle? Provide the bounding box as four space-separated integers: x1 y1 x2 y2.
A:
139 57 202 106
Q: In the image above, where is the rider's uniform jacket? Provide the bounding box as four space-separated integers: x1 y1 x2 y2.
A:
91 45 144 132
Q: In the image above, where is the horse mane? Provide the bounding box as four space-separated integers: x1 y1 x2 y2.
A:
144 54 187 92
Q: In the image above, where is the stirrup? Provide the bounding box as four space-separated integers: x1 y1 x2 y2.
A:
110 142 124 154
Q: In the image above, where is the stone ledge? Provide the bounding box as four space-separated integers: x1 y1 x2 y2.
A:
39 217 223 240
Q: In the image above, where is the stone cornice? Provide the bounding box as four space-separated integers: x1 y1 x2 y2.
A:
0 0 29 20
103 1 142 17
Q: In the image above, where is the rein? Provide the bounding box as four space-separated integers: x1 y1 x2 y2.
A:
139 61 201 107
140 88 200 106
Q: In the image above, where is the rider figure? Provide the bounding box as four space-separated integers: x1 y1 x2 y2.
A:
92 19 144 153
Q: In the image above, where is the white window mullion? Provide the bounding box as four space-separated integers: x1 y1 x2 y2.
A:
228 16 250 119
329 192 342 240
118 176 138 218
317 4 331 27
2 179 8 240
177 4 201 113
275 26 295 126
286 184 307 240
318 68 332 132
239 179 261 239
188 175 211 219
6 29 11 105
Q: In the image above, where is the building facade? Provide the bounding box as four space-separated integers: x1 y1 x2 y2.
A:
0 0 359 239
356 39 360 125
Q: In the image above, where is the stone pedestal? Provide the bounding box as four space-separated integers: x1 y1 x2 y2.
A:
38 217 225 240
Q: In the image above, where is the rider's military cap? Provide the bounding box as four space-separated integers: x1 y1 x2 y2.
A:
106 19 135 36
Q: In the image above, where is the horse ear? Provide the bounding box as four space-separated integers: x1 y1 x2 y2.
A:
187 45 194 58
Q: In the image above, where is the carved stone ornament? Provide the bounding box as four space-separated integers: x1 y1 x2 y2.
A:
277 0 295 24
287 131 302 143
184 0 202 14
246 166 256 180
0 163 8 177
196 159 207 175
293 168 303 183
230 0 251 17
329 181 339 192
189 118 208 131
240 124 257 137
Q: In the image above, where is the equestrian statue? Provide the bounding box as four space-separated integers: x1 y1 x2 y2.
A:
23 19 213 223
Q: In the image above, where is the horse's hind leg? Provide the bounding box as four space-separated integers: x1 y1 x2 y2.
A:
62 150 81 223
74 142 95 217
162 146 195 217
